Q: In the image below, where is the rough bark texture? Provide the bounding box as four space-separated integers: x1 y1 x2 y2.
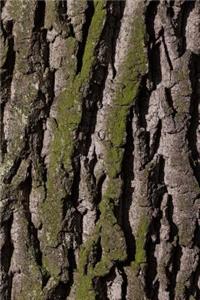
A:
0 0 200 299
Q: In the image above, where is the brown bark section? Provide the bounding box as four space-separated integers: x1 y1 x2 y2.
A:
0 0 200 299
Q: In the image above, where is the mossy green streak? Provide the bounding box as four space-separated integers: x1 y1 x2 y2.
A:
41 0 106 281
76 4 148 299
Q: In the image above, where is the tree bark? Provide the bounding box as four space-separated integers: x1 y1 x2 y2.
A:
0 0 200 299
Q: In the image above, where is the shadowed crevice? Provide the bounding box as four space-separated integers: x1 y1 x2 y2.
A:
18 163 50 288
135 76 151 168
76 0 95 74
0 214 14 300
165 87 177 116
0 19 15 161
65 247 77 298
34 0 46 31
145 155 167 299
119 106 135 263
176 0 195 56
149 119 162 160
145 0 161 87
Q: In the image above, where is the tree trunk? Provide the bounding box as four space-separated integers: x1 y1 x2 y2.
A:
0 0 200 299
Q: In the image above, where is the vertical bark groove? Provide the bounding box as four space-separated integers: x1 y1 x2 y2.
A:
0 0 199 299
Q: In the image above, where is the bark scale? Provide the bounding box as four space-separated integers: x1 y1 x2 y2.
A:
0 0 200 299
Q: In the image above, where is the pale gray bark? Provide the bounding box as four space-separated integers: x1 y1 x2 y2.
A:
0 0 200 299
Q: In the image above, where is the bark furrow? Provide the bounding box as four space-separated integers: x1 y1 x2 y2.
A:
0 0 200 299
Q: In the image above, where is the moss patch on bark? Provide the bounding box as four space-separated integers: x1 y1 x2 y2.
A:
76 3 148 299
41 0 106 281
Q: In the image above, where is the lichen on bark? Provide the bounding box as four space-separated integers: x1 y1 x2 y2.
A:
1 0 200 299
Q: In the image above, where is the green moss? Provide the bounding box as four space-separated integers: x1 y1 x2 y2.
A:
78 229 100 273
76 4 147 298
130 261 140 274
8 0 34 21
42 249 62 281
106 146 124 178
0 37 8 68
46 1 106 171
41 1 106 281
76 275 96 300
48 87 80 172
11 208 44 299
76 189 127 297
0 159 14 182
107 107 127 147
92 257 113 277
135 216 149 264
101 178 122 205
101 6 148 271
80 0 106 81
99 183 127 267
106 6 147 179
44 0 70 33
76 230 100 300
76 182 126 297
76 210 126 297
113 9 146 108
21 263 44 300
100 220 126 261
44 0 57 29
